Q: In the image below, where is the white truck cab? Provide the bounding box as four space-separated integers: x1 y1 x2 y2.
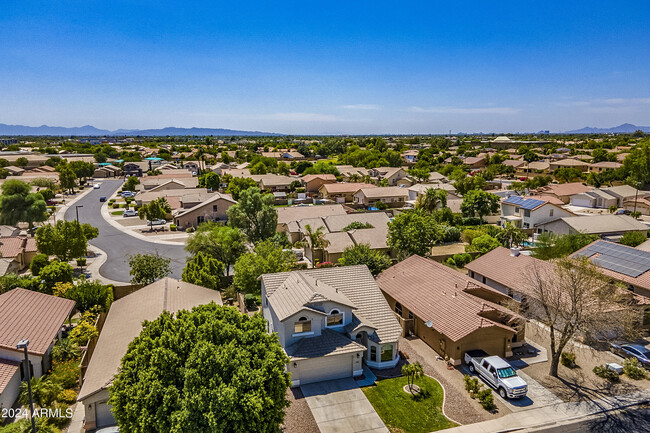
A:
465 350 527 399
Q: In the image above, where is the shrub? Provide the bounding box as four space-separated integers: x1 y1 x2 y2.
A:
112 203 119 209
186 227 195 233
52 282 74 297
463 374 481 395
39 261 74 295
244 294 257 309
30 253 50 276
61 280 113 312
170 224 177 231
69 320 98 346
51 338 81 363
375 201 388 210
560 352 577 368
76 257 87 267
477 388 495 410
620 231 647 247
451 253 472 267
623 357 647 380
316 261 334 268
593 365 620 382
50 360 79 389
47 401 71 428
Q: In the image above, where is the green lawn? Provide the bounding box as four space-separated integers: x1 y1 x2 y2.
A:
363 376 457 433
111 210 123 215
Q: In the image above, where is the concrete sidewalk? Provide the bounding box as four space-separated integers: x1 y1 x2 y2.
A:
444 390 650 432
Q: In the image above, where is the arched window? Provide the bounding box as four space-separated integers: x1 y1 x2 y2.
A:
294 316 311 334
327 309 344 327
355 333 363 343
394 302 402 316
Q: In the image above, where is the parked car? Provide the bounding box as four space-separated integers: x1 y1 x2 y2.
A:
99 196 107 202
465 350 527 399
147 219 167 226
610 343 650 369
122 210 138 217
121 191 135 198
93 183 100 189
615 209 631 215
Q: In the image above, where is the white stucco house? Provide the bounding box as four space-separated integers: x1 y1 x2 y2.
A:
500 196 573 231
261 265 402 386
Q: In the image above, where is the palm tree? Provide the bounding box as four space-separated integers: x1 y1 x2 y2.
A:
401 362 424 394
415 188 447 213
51 338 81 363
19 376 62 407
497 222 528 248
304 224 330 268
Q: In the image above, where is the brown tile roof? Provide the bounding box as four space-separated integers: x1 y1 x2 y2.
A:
526 195 565 206
376 255 517 342
0 359 21 394
320 183 376 194
301 174 336 183
357 186 409 199
78 278 223 401
262 266 402 344
285 329 365 360
534 182 590 197
0 237 37 258
0 288 75 356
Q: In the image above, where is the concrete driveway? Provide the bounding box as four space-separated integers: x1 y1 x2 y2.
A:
63 179 188 282
301 378 389 433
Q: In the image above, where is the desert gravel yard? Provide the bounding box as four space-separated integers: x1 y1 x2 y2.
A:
281 387 320 433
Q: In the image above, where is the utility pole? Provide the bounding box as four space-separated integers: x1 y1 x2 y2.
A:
17 339 36 433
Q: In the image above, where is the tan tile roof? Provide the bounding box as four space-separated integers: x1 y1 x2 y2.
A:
0 288 75 356
277 205 347 225
348 227 389 250
376 255 517 342
262 266 402 344
174 193 236 218
301 174 336 183
534 182 590 197
0 359 21 394
357 186 409 199
78 278 223 401
320 183 376 194
323 232 355 254
0 237 36 258
322 212 390 233
285 329 365 360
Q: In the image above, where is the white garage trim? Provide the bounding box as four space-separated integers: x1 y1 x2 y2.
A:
296 354 354 385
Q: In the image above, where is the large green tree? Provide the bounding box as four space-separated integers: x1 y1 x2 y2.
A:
0 180 48 228
623 142 650 185
60 279 113 312
128 253 171 285
35 220 98 262
182 251 226 290
59 167 77 193
387 210 442 258
109 304 291 433
338 244 392 276
233 240 295 294
123 175 140 192
198 172 221 190
39 260 74 294
224 176 258 200
460 190 500 222
138 197 171 230
185 224 246 276
415 188 447 213
227 187 277 243
496 222 528 248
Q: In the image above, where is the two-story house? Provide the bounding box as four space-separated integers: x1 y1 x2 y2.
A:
500 196 573 232
261 266 402 386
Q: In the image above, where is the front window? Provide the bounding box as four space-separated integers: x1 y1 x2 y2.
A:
327 309 343 327
294 317 311 334
370 346 377 362
394 302 402 316
380 344 393 362
497 367 517 379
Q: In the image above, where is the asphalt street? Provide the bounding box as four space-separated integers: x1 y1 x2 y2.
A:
63 179 188 282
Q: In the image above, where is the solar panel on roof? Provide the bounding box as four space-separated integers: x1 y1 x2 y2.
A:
584 241 650 278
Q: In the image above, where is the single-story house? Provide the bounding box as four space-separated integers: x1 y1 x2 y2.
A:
261 266 402 386
173 193 236 229
140 177 199 191
0 289 75 410
0 236 38 270
277 204 348 243
549 159 589 172
93 165 122 178
531 182 591 204
569 188 619 209
252 174 294 192
301 174 336 193
318 182 375 203
376 255 524 365
335 165 369 181
353 186 408 208
535 214 647 238
78 278 223 430
368 167 408 186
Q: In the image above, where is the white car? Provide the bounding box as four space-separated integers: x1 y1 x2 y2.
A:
122 210 138 217
93 183 100 189
147 219 167 226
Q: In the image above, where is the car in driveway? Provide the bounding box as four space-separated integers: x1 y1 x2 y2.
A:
610 343 650 369
121 191 135 198
147 219 167 226
465 350 528 399
122 210 138 217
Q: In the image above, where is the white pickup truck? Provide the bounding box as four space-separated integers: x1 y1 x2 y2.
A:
465 350 527 399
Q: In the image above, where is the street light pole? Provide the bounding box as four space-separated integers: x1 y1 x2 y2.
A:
75 205 83 223
17 339 36 433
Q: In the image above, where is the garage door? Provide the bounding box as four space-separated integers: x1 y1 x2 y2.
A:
299 355 352 385
96 401 116 428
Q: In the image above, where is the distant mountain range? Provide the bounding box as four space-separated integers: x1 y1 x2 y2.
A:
565 123 650 134
0 123 280 136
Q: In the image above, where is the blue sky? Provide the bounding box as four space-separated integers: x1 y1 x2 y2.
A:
1 1 649 134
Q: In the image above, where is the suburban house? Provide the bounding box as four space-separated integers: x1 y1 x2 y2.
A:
402 149 419 164
277 205 348 243
173 193 237 229
93 164 122 178
78 278 223 430
261 265 402 386
624 196 650 215
252 174 294 192
0 236 38 271
0 289 75 410
407 183 459 203
353 186 409 208
134 188 213 210
535 214 648 238
122 162 148 177
335 165 370 181
522 160 551 174
589 161 622 173
376 256 524 365
368 167 408 186
318 182 375 203
140 177 198 191
531 182 591 204
549 158 589 173
500 196 573 231
301 174 336 193
569 188 619 209
463 156 487 170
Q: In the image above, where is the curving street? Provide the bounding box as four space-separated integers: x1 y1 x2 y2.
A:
63 179 188 282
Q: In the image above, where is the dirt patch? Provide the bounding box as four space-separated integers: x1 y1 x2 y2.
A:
281 387 319 433
522 322 650 403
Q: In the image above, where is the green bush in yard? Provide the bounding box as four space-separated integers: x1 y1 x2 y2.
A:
112 203 119 209
244 293 257 309
30 253 50 276
623 357 648 380
477 388 495 410
593 365 620 382
560 351 577 368
170 224 177 231
463 374 481 395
